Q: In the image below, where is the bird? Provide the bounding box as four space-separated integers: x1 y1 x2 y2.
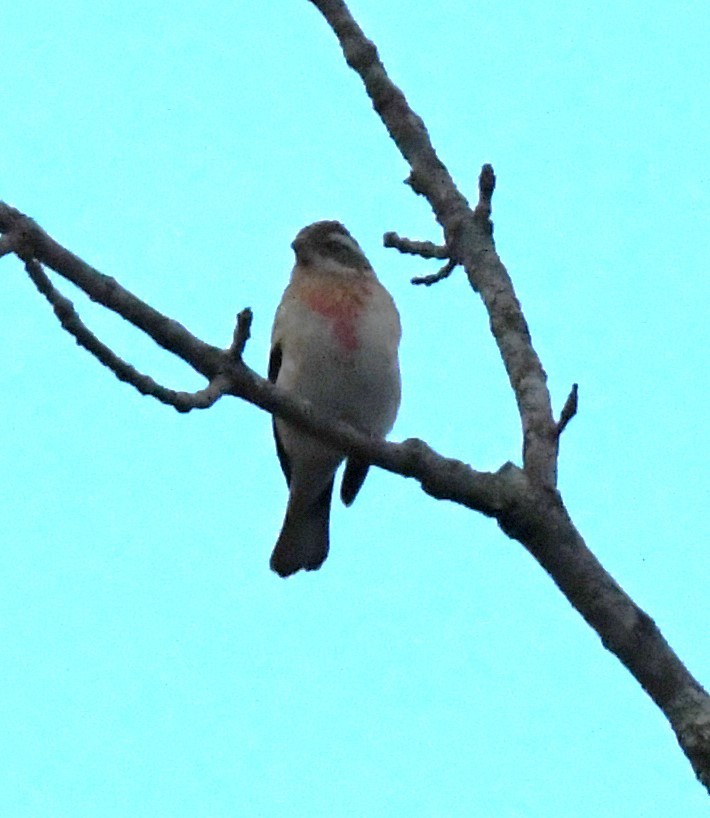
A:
268 221 401 577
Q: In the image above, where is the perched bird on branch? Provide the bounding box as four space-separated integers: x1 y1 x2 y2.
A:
268 221 401 577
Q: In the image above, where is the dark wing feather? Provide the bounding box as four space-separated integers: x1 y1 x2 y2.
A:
340 458 370 506
268 342 291 486
268 342 282 383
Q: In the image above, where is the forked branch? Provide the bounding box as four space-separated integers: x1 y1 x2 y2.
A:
307 0 709 790
24 258 230 413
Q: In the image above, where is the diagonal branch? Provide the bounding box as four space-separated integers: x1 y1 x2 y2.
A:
0 203 224 381
0 200 509 518
1 198 708 791
307 0 710 791
308 0 558 488
1 3 708 790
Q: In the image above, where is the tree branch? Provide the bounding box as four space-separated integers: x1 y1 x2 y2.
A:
410 258 457 287
383 232 449 259
0 234 16 259
383 231 456 285
556 383 579 436
23 258 230 413
1 1 708 792
0 203 224 381
2 193 708 793
473 162 496 227
307 0 558 488
0 202 508 515
306 0 709 791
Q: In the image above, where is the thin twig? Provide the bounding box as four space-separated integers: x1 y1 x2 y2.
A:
383 231 456 286
473 163 496 233
229 308 253 359
0 202 224 381
24 258 228 413
383 232 449 259
411 258 457 286
556 383 579 436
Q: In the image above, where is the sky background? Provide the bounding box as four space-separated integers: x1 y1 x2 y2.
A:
1 1 708 815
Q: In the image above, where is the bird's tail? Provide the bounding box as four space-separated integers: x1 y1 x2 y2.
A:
270 478 334 577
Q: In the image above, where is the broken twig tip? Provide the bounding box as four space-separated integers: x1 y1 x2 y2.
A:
479 164 496 198
473 164 496 229
556 383 579 436
232 307 253 359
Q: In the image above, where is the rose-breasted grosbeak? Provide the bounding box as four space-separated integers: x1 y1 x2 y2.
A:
269 221 401 577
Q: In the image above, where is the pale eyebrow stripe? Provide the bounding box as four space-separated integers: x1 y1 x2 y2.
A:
328 232 361 252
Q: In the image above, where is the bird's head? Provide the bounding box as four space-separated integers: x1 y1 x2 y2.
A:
291 221 372 272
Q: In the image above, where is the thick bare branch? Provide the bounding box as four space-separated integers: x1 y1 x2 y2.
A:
500 488 710 791
0 234 15 258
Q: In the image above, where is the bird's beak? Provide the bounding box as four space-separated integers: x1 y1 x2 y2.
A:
291 236 309 264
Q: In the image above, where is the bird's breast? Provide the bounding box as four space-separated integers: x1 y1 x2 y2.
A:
299 278 372 353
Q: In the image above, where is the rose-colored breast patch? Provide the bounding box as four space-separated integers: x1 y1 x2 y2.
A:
302 280 371 352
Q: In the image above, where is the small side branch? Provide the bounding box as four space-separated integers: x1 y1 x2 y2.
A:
24 259 228 413
307 1 558 486
411 258 457 287
383 232 457 286
229 308 253 360
3 196 710 788
473 164 496 233
383 232 449 259
556 383 579 436
0 202 224 381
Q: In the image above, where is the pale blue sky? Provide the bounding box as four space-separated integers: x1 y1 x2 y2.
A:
1 1 708 815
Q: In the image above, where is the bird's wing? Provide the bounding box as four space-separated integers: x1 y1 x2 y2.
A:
340 458 369 506
268 341 291 486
